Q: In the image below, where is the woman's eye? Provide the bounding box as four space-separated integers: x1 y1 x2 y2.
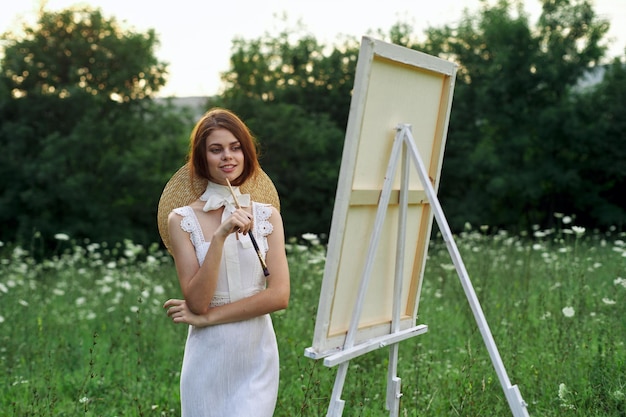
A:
209 148 222 154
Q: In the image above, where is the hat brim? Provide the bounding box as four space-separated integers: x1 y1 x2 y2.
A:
157 164 280 252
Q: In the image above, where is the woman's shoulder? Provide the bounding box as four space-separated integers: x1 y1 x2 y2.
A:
252 201 280 217
169 201 203 216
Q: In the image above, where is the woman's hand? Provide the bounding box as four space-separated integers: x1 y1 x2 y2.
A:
163 298 209 327
215 208 253 239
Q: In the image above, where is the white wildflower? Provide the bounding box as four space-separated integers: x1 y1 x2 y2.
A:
614 277 626 288
75 297 86 306
102 274 115 284
440 263 456 271
153 285 165 295
602 298 616 305
18 299 29 307
558 383 575 409
54 233 70 241
612 390 625 401
540 311 552 320
572 226 585 236
562 216 572 224
562 306 575 318
301 233 318 242
0 315 4 323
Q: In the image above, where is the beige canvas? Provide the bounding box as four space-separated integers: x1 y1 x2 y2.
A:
307 37 457 358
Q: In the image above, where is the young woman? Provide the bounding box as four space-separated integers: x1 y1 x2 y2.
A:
162 108 290 416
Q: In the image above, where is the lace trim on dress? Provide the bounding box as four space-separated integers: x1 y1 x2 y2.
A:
210 294 230 307
253 203 273 255
173 206 205 250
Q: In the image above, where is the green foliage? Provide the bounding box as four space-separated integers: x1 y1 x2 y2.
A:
1 7 167 100
250 103 345 238
0 7 191 251
211 21 360 237
418 0 621 231
2 0 626 251
1 226 625 415
221 22 359 127
567 60 626 227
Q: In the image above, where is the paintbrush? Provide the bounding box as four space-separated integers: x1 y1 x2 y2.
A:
225 178 270 277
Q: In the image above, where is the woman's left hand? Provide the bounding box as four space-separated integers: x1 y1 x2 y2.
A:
163 298 209 327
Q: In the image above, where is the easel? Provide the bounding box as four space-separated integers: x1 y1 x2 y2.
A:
318 124 529 417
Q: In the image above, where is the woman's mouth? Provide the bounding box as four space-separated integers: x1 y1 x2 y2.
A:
221 164 237 173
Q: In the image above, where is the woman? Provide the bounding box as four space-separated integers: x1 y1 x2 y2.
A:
162 108 290 416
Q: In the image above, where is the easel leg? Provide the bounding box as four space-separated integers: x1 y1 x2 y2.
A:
386 344 402 416
327 361 348 417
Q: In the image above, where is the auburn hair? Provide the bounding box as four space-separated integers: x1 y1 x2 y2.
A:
188 108 259 186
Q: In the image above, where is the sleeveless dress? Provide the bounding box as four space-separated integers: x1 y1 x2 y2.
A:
172 202 279 417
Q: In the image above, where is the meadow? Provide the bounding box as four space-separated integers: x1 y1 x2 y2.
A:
1 216 624 416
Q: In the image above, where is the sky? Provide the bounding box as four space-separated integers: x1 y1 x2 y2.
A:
1 0 625 97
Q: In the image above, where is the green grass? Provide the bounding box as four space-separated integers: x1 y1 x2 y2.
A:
1 221 625 416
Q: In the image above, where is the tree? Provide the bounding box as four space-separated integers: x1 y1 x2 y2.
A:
2 7 166 101
212 22 360 238
212 1 621 236
566 59 626 228
0 7 190 250
419 0 610 231
220 21 360 127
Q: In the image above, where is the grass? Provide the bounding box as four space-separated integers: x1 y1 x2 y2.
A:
1 218 625 416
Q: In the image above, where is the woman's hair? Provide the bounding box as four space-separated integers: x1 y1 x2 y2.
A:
188 108 260 186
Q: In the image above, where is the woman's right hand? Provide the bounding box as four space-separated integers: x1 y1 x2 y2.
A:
215 208 253 239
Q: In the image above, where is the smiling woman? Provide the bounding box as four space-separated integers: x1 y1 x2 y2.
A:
159 108 290 417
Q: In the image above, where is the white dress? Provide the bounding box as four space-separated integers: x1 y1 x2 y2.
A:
172 202 279 417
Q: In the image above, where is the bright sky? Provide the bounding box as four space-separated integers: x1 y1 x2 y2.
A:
2 0 625 97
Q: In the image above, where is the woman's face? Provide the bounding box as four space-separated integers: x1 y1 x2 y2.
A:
205 128 245 185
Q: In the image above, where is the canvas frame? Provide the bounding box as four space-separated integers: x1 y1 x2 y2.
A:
306 37 457 359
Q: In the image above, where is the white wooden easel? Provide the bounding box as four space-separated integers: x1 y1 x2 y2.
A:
320 124 529 417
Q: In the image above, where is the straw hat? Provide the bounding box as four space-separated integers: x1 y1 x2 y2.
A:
157 163 280 252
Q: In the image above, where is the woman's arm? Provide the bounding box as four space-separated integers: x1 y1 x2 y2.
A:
164 206 290 326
